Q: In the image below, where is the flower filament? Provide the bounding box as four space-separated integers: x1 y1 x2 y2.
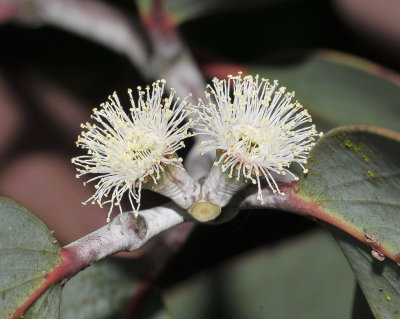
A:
197 73 322 203
73 80 194 221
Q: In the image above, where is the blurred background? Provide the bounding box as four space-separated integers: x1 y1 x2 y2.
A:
1 0 399 318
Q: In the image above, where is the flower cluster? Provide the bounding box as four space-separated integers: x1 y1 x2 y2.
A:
72 80 194 221
73 74 321 221
196 73 322 203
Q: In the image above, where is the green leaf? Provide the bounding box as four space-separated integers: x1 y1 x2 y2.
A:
247 51 400 131
294 125 400 316
0 197 61 319
163 230 355 319
296 125 400 262
23 284 62 319
331 227 400 318
136 0 289 25
136 289 171 319
240 50 400 317
61 258 170 319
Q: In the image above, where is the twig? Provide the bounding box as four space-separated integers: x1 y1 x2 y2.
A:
13 0 150 75
239 183 296 211
153 166 201 209
12 202 185 319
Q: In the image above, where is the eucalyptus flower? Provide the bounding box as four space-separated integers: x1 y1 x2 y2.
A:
72 80 195 222
197 73 322 205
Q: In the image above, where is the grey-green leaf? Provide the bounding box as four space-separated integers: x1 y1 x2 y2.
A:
0 197 61 319
248 51 400 132
23 284 62 319
294 125 400 317
61 258 170 319
163 230 355 319
296 125 400 263
331 227 400 318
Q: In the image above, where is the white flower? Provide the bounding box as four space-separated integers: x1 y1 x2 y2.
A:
197 73 322 204
72 80 194 222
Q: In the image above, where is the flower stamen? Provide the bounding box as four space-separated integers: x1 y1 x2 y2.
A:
196 73 322 204
73 80 195 221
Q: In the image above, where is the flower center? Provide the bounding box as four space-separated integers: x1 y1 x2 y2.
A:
231 123 280 157
125 131 159 159
110 129 163 179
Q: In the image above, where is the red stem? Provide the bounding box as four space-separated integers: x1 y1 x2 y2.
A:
142 0 177 34
11 247 85 318
10 205 183 318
